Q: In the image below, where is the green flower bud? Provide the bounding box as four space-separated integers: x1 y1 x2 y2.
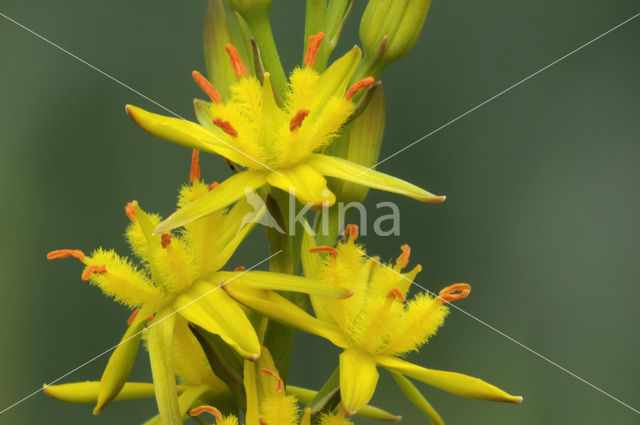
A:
328 83 386 203
359 0 433 71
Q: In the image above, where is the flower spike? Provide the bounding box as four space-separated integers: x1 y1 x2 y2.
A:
225 44 249 78
438 283 471 303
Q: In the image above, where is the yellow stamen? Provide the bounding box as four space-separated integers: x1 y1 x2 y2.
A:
346 77 375 101
260 369 284 392
304 32 325 67
438 283 471 303
46 249 85 261
310 246 338 258
225 44 249 78
289 109 310 131
192 70 222 104
190 149 200 183
213 118 239 137
81 264 106 281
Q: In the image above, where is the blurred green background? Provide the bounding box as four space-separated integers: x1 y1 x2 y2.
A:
1 0 639 423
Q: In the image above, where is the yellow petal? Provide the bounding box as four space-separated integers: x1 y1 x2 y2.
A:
146 311 182 425
308 154 446 203
44 382 170 404
390 371 443 425
266 163 336 208
377 355 523 404
174 281 261 360
94 309 148 414
212 271 352 298
125 105 246 165
223 284 348 348
340 349 379 416
155 170 268 233
315 46 362 106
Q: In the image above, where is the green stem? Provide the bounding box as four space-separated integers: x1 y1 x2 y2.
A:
244 11 287 96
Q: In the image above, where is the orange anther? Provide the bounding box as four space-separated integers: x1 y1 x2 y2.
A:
46 249 85 261
161 233 172 248
124 202 136 221
386 288 406 302
127 309 140 325
81 265 106 281
289 109 310 131
213 118 238 137
304 32 325 67
208 181 220 191
396 244 410 269
192 70 222 104
259 419 268 425
346 77 375 101
260 369 284 393
309 246 338 258
234 266 246 272
189 405 223 421
438 283 471 303
147 314 155 324
190 149 201 183
225 44 249 78
342 224 359 240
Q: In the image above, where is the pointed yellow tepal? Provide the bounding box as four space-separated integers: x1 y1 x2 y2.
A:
126 40 444 233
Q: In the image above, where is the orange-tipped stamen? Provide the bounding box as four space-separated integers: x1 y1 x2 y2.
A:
125 202 136 221
213 118 238 137
438 283 471 303
309 246 338 258
127 309 140 325
192 70 222 104
234 266 246 272
209 181 220 191
289 109 310 131
259 419 268 425
189 405 223 421
346 77 375 101
396 244 411 269
225 44 249 78
46 249 85 261
342 224 359 241
190 149 201 183
161 233 172 248
386 288 406 302
260 369 284 393
304 32 325 67
81 265 106 281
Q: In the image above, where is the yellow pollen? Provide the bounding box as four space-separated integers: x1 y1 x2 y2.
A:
289 109 310 131
309 246 338 258
192 70 222 104
438 283 471 303
189 405 223 421
81 264 106 281
213 118 238 137
225 44 249 78
304 32 325 67
190 148 201 183
124 202 136 221
46 249 85 261
260 369 284 392
346 77 375 100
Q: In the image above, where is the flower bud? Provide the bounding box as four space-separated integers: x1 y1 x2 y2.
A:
203 0 255 100
359 0 433 69
328 83 386 203
226 0 273 17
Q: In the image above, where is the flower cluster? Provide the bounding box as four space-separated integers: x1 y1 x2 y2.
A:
44 1 522 424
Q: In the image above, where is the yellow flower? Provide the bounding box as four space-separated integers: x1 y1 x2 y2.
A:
225 225 522 420
125 34 444 233
46 158 351 420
